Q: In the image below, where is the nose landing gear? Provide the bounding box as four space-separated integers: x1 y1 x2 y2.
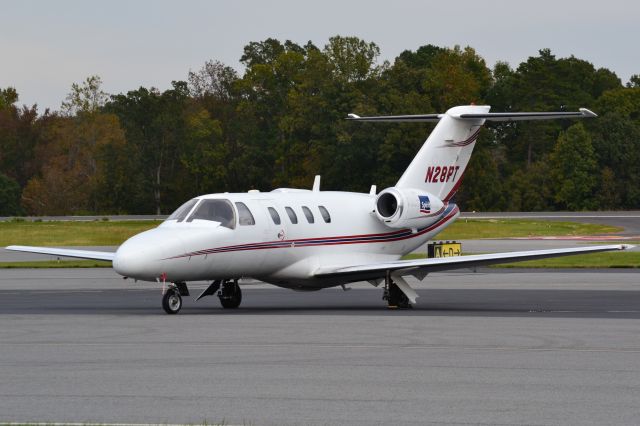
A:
161 281 189 314
162 287 182 314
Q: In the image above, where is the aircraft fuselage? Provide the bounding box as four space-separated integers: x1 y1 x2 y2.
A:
112 190 459 289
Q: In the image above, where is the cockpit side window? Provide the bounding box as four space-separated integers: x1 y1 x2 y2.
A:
268 207 281 225
166 199 198 222
235 202 256 226
186 199 236 229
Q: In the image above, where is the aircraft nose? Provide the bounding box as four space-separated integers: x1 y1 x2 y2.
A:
113 230 182 280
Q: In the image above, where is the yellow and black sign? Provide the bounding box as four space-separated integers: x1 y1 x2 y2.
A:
427 241 462 258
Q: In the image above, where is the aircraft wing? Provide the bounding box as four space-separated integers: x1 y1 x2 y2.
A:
314 244 631 282
5 245 115 262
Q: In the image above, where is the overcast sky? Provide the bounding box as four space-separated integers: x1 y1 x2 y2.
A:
2 0 638 112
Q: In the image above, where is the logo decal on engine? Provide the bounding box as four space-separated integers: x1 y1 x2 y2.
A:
419 195 431 214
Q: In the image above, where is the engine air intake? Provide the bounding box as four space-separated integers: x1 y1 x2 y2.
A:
376 192 399 218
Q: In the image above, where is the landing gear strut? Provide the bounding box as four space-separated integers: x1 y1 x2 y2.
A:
218 279 242 309
382 271 411 309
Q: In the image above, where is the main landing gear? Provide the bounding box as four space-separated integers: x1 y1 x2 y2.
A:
382 271 412 309
161 279 242 314
196 279 243 309
218 279 242 309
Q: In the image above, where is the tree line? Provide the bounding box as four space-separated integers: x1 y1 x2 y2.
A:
1 36 639 215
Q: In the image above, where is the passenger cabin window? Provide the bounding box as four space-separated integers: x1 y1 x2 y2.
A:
166 199 198 222
318 206 331 223
301 206 314 224
268 207 281 225
187 199 235 229
235 202 256 225
285 206 298 224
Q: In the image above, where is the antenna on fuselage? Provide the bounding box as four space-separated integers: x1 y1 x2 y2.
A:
313 175 321 192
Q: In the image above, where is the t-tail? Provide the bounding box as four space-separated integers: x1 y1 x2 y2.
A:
347 105 597 231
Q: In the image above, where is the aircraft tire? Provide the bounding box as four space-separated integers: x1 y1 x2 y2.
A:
162 288 182 314
219 280 242 309
387 282 411 309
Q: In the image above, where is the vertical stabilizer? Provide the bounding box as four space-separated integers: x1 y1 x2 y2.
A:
395 105 489 201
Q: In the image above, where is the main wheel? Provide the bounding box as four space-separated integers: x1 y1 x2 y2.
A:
219 280 242 309
386 282 411 309
162 287 182 314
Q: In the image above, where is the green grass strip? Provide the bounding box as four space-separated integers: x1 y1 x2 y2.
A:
0 220 161 246
438 219 621 240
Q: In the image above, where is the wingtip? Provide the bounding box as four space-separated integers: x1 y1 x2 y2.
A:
579 108 598 118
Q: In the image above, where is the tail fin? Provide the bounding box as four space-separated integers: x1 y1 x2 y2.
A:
396 105 487 201
348 105 596 202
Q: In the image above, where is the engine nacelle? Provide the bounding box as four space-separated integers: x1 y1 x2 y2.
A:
375 187 445 229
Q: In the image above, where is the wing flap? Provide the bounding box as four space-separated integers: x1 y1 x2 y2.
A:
314 244 631 281
5 245 115 262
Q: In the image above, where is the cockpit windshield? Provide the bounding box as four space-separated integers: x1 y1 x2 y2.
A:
166 199 198 222
186 199 236 229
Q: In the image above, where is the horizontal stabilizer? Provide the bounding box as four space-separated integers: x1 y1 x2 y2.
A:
5 245 115 262
346 113 442 122
458 108 597 121
346 108 596 122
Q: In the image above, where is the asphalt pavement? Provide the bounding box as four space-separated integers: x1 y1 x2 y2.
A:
1 268 639 425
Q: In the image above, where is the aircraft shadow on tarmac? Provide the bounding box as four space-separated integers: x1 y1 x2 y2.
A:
2 288 640 319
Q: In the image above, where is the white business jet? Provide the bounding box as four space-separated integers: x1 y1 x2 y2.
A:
7 105 631 313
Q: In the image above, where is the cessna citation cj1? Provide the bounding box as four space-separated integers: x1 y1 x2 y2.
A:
7 105 632 314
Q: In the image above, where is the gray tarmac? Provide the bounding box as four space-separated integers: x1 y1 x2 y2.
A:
1 268 640 425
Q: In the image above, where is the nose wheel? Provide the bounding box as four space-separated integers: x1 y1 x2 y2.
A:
162 287 182 314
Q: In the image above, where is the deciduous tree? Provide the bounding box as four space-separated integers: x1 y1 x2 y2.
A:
550 123 598 210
